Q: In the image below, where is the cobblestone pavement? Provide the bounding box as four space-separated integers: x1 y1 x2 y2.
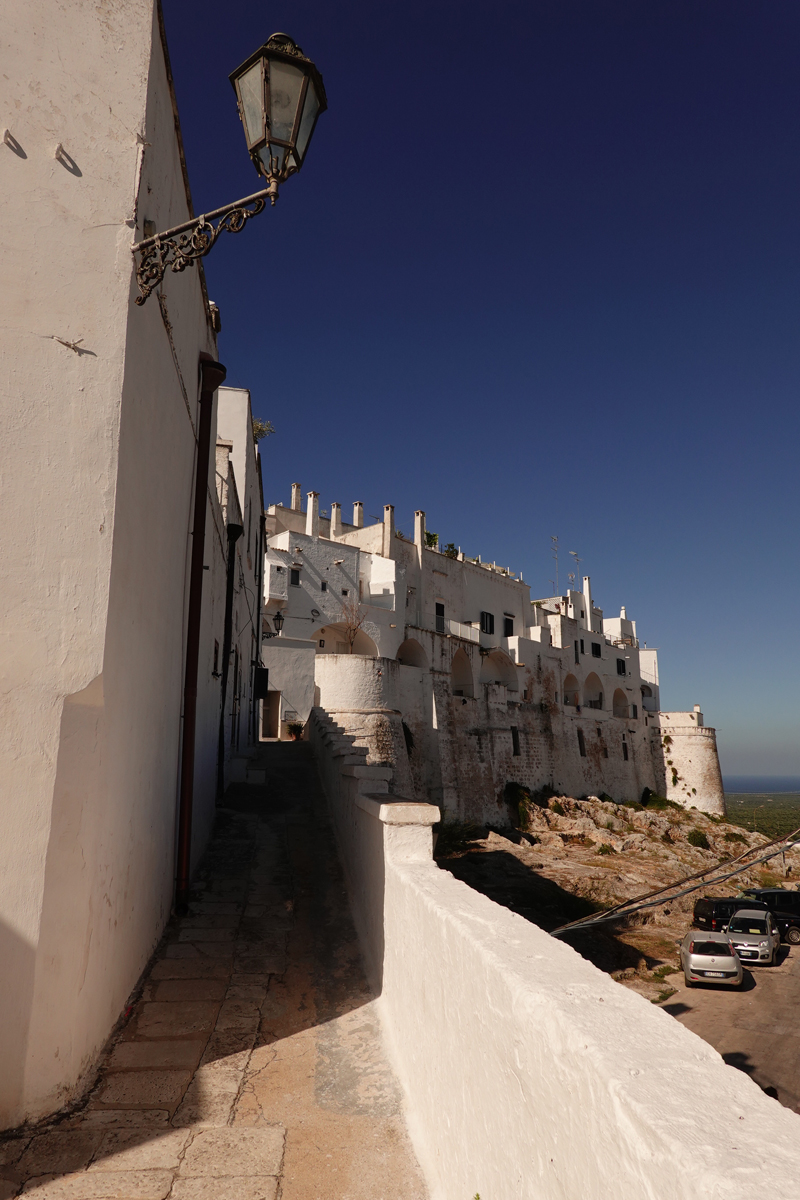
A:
0 743 427 1199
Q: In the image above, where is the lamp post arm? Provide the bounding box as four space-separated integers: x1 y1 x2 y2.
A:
131 183 276 305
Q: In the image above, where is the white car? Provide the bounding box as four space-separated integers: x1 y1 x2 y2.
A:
726 909 781 966
679 931 743 988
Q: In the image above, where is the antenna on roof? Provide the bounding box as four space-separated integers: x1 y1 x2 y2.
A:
550 535 559 594
569 550 582 588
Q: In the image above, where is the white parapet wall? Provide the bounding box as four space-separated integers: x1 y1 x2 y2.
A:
308 707 800 1200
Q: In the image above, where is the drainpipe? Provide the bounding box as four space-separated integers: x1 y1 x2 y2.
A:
250 507 266 743
217 520 243 800
175 356 227 914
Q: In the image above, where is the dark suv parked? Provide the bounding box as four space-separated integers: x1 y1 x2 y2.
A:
693 896 768 933
741 888 800 944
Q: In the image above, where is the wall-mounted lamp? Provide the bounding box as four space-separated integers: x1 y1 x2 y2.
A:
131 33 326 304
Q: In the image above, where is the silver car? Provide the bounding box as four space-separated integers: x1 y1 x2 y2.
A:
726 909 780 966
679 930 743 988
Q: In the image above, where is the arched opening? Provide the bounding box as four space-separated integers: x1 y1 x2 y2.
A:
563 674 580 707
396 638 428 669
641 684 656 712
612 688 629 718
313 623 379 656
584 672 603 710
451 647 474 697
478 650 519 691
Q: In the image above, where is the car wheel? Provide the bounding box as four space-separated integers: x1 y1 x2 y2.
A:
787 927 800 946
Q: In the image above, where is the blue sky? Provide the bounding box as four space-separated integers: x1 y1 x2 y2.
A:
164 1 800 775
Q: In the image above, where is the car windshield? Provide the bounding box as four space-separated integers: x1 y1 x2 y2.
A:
691 942 733 956
728 918 767 934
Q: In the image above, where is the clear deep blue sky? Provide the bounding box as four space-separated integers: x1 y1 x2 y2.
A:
164 1 800 776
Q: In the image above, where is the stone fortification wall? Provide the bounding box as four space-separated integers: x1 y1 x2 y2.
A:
308 708 800 1200
314 653 663 820
651 716 725 815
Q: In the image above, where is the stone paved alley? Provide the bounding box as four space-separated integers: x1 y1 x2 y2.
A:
0 744 427 1199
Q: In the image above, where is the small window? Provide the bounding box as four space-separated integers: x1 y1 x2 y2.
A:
275 565 284 573
319 639 325 648
341 588 349 597
213 640 219 675
511 726 520 756
289 568 301 586
632 704 638 719
591 643 601 658
574 640 579 665
623 741 629 761
580 639 585 655
617 658 626 675
577 729 586 758
435 602 445 633
480 611 495 635
321 581 327 592
503 616 514 637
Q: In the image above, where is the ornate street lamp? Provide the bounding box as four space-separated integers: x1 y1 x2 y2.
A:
132 33 326 305
263 609 285 639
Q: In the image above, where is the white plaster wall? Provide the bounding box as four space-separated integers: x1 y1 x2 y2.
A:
309 711 800 1200
651 720 726 815
260 638 316 727
0 0 219 1126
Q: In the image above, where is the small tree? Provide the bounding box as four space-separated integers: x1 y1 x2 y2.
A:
252 417 275 443
340 595 366 653
425 530 438 548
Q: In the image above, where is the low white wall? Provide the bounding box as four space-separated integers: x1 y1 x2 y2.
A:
308 708 800 1200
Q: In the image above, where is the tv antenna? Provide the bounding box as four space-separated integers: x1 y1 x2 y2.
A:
569 550 582 588
550 535 559 594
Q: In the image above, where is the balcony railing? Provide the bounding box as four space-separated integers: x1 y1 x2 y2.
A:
413 614 481 643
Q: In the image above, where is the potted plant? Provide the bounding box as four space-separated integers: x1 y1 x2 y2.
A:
287 721 304 742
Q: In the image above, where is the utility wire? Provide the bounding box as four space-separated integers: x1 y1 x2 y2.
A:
550 826 800 937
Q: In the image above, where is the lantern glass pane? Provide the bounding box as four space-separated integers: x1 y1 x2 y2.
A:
268 60 305 143
295 80 320 161
237 61 264 147
259 143 286 176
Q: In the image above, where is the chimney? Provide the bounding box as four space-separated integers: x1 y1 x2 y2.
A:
353 501 363 529
414 510 426 566
382 504 395 558
620 605 627 620
291 482 302 512
582 575 592 631
306 492 320 538
330 502 342 538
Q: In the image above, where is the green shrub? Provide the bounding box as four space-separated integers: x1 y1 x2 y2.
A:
550 799 566 816
725 830 747 843
597 843 615 855
687 829 710 850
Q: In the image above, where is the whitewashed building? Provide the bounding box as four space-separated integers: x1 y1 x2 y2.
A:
0 2 262 1128
262 487 724 820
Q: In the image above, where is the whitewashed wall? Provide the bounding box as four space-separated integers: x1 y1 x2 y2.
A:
0 0 219 1127
309 709 800 1200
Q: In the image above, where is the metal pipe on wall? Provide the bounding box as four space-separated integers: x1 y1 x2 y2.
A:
175 355 227 914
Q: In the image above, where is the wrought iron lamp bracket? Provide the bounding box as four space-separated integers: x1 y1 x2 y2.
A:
132 182 277 305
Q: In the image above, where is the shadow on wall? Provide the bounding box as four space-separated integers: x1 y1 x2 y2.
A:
0 919 36 1129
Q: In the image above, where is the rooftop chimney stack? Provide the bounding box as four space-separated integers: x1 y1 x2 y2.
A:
306 492 320 538
414 510 426 566
353 501 363 529
330 502 342 538
620 605 627 620
582 575 592 631
291 482 302 512
382 504 395 558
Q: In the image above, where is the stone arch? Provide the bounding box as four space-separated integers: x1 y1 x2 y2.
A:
612 688 629 718
584 672 603 710
479 649 519 692
313 622 378 656
563 674 580 707
396 638 428 669
451 647 474 697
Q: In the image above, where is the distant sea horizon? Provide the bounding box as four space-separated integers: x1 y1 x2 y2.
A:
723 776 800 794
